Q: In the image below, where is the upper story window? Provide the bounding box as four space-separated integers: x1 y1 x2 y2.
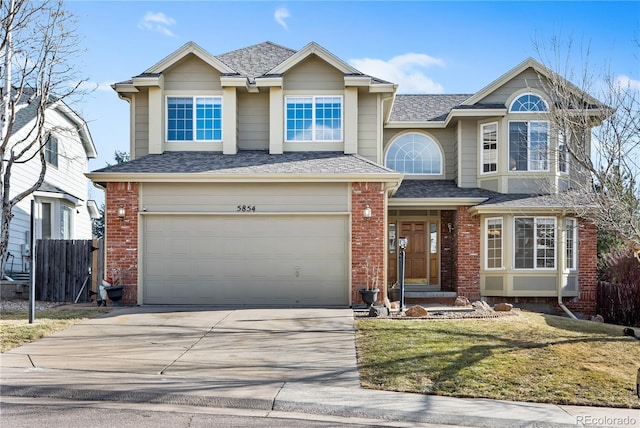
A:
385 133 442 175
509 93 549 112
285 96 342 142
481 122 498 174
45 136 58 167
509 121 549 171
167 96 222 142
558 128 569 174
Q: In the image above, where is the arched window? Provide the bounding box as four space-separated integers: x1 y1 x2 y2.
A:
385 133 442 175
509 93 548 112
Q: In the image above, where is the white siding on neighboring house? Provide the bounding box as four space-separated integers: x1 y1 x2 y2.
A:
5 105 94 274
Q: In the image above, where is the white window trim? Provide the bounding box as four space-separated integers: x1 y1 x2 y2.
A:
485 217 503 270
566 218 577 271
508 120 550 172
165 96 223 143
557 127 570 175
508 92 550 113
480 122 498 175
284 95 343 143
513 216 557 270
384 132 444 176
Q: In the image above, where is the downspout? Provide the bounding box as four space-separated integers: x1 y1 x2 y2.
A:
557 217 577 319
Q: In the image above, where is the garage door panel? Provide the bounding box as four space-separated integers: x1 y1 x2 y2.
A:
143 215 348 305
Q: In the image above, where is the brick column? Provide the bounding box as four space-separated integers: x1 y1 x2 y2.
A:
567 219 597 316
440 210 455 292
351 182 386 305
454 206 481 300
105 182 139 305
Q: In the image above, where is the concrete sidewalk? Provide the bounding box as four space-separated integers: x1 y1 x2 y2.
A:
1 306 638 427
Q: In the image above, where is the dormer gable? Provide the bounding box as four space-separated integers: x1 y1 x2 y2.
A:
145 41 236 76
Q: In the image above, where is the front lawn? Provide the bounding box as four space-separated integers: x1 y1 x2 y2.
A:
1 307 112 352
355 311 640 408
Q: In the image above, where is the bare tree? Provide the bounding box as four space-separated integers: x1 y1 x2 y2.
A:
535 39 640 261
1 0 85 274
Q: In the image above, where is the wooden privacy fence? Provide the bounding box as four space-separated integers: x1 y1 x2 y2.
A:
35 239 104 302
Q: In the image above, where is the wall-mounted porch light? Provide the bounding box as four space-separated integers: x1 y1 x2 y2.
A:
447 223 453 233
117 207 126 219
363 204 372 219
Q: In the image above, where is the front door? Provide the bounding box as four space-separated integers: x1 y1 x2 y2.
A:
402 222 427 283
388 220 439 286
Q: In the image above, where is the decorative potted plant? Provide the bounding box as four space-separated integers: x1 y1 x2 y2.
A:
358 259 380 308
103 267 127 305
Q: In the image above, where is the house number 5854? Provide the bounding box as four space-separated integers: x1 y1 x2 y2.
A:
237 205 256 212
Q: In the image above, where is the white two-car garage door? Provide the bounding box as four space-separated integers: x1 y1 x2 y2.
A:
142 215 349 306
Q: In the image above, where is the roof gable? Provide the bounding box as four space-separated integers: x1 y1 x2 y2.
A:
216 41 296 81
267 42 360 75
144 41 235 75
463 57 602 108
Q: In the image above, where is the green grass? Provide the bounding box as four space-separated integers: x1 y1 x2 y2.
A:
1 308 111 352
355 311 640 408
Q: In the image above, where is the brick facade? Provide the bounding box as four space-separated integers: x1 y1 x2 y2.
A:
440 210 455 292
453 206 481 300
105 182 139 304
567 219 597 316
351 182 386 305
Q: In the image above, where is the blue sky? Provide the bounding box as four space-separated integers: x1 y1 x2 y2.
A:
63 1 639 200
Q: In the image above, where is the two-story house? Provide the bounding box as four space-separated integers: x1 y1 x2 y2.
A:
3 91 98 278
88 41 599 316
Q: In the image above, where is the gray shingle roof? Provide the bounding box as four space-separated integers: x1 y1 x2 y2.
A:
392 180 501 199
477 192 575 208
390 94 472 122
91 151 397 175
215 41 297 82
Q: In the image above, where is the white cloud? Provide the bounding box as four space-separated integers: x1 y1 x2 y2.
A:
349 53 445 93
274 7 290 30
77 81 114 92
615 75 640 91
138 12 177 37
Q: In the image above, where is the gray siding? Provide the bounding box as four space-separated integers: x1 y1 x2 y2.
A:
237 92 269 150
458 120 477 187
164 54 222 91
283 55 344 91
485 276 504 291
479 69 543 105
357 92 379 161
141 182 349 212
134 89 149 158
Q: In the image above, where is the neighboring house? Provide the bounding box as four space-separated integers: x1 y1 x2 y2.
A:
3 91 99 277
88 41 601 316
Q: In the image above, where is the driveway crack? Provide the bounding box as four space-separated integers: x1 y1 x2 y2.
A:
158 311 233 375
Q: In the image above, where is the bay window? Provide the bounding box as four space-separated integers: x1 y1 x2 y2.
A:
509 121 549 171
566 218 577 270
514 217 556 269
486 218 503 269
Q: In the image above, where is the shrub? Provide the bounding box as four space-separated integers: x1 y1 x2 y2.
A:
597 248 640 326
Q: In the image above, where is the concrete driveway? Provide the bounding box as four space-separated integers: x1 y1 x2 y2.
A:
2 307 359 388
